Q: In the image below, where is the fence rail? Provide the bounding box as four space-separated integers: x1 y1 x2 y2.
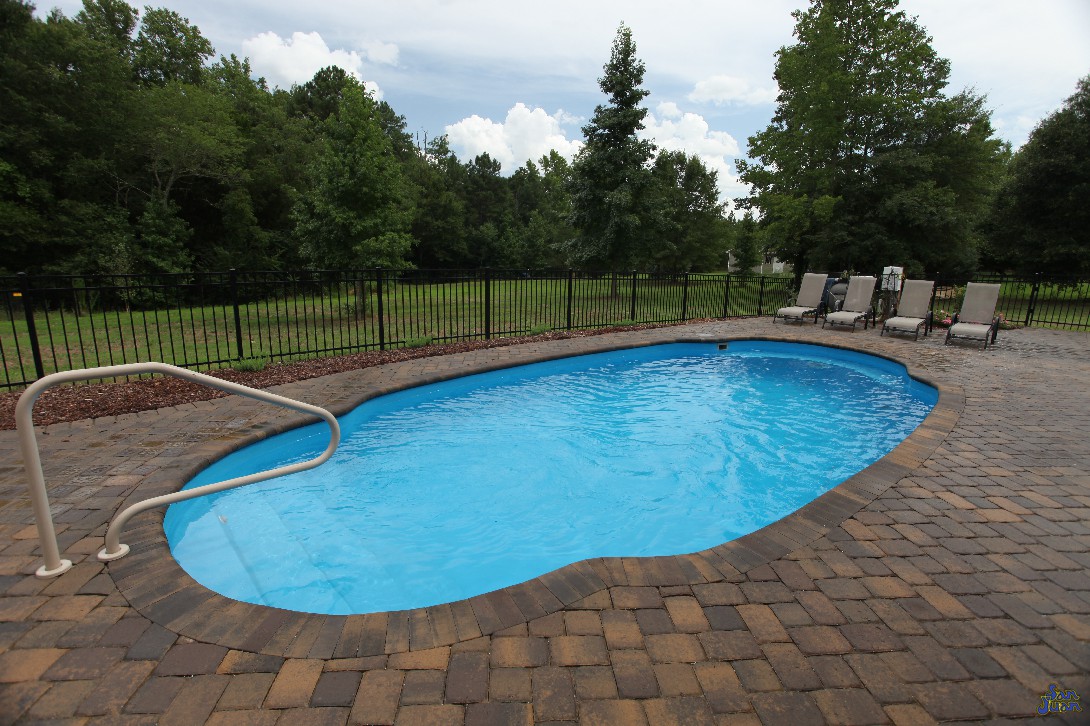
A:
3 268 1087 392
0 268 796 391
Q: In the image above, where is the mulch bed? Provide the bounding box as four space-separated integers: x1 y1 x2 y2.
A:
1 321 708 430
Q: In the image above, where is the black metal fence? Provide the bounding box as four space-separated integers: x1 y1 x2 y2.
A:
0 269 796 391
4 268 1087 392
929 273 1090 331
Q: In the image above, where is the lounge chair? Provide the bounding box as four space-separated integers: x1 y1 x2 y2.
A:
945 282 1001 349
881 279 935 340
774 273 827 324
822 275 877 331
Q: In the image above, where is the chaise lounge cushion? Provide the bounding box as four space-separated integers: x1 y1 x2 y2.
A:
775 273 827 323
823 276 877 330
884 315 927 334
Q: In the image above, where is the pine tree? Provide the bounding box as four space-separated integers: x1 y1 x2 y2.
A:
565 23 655 272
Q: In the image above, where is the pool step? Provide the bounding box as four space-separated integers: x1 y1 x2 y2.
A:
206 489 357 614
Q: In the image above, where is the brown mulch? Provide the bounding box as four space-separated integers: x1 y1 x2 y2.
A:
1 322 709 431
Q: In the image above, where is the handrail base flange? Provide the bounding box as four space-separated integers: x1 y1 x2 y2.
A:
97 544 130 562
36 559 73 579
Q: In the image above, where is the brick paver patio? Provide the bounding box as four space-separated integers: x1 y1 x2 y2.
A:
1 319 1087 724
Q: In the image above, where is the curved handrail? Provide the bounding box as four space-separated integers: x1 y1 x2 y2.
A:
16 362 340 578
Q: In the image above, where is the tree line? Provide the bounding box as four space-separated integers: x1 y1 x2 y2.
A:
2 0 1086 282
0 1 743 278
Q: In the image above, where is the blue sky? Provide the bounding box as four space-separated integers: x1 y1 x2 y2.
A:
42 0 1090 201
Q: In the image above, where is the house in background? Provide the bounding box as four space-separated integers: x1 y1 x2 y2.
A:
727 251 790 275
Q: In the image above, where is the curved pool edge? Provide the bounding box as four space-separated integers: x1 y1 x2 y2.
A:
105 330 962 656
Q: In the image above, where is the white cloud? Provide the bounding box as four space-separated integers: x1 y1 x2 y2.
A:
445 104 583 172
445 101 749 203
360 39 399 66
642 104 743 203
688 75 778 107
242 30 385 96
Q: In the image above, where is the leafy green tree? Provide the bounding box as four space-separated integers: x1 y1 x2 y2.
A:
986 74 1090 276
133 80 242 205
462 152 514 266
515 151 574 269
0 0 65 271
0 1 137 273
730 211 762 272
287 65 356 122
738 0 1005 278
193 54 306 270
132 6 213 85
407 135 469 268
565 23 655 272
130 197 192 273
75 0 137 60
648 151 726 271
292 84 415 269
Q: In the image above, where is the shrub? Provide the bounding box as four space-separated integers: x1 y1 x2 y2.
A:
234 352 270 372
405 336 434 349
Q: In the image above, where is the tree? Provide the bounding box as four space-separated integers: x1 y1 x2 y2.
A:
191 54 303 270
515 151 574 269
407 135 469 268
133 80 242 205
462 152 514 266
132 6 213 85
287 65 355 122
76 0 137 61
292 84 415 269
0 0 138 273
738 0 1005 278
648 150 726 271
986 75 1090 276
565 23 655 272
730 211 763 272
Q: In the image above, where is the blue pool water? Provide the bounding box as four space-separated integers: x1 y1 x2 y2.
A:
165 341 936 615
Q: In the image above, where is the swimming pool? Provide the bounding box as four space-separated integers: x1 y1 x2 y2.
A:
165 341 937 615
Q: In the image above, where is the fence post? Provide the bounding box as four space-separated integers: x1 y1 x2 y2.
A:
229 269 245 360
483 268 491 340
1024 273 1041 328
375 268 385 350
757 275 767 317
629 271 638 321
18 273 45 380
681 272 690 322
566 269 574 330
722 273 731 318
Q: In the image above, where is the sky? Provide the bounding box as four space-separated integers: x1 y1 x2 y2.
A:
42 0 1090 202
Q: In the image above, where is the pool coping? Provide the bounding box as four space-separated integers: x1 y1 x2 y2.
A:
104 331 962 657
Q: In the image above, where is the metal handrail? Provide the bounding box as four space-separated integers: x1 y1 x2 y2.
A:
16 362 340 578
